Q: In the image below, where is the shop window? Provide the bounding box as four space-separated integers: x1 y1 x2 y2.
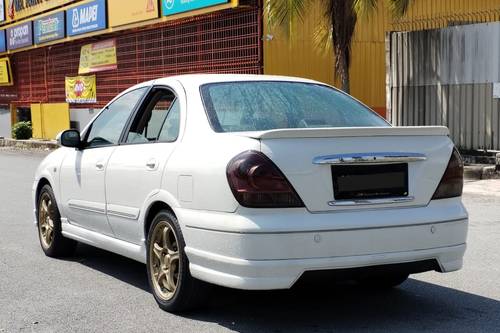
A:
16 108 31 123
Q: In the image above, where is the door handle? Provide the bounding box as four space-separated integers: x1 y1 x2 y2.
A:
96 162 105 171
146 159 157 170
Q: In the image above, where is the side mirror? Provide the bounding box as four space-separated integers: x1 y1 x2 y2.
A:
57 129 82 148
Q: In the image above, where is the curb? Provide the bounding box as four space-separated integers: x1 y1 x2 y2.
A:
0 138 59 151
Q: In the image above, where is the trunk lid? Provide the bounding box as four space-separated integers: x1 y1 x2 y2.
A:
237 126 453 212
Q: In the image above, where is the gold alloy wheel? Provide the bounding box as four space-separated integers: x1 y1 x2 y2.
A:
38 193 55 249
149 221 180 301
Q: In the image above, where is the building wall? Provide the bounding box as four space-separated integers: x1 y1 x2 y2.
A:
264 0 500 117
262 1 336 88
388 23 500 151
0 4 262 109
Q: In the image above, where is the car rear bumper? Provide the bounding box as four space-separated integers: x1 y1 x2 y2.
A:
185 243 465 290
178 198 468 290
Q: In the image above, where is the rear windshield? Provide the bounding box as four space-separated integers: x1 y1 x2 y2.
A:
200 81 389 133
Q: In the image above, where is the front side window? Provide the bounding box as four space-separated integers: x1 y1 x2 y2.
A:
200 81 389 132
85 88 147 148
126 88 180 144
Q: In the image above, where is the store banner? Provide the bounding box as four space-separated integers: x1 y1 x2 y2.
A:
66 0 107 37
65 75 97 104
5 0 72 23
0 57 13 86
108 0 159 27
6 21 32 50
78 39 117 74
0 30 6 53
162 0 228 16
34 11 65 44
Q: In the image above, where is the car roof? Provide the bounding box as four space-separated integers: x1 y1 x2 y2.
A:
152 74 323 87
116 74 331 102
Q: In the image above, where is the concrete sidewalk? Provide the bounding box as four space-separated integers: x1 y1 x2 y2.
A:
0 138 58 151
464 179 500 197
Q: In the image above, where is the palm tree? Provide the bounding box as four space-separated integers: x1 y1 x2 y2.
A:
266 0 411 93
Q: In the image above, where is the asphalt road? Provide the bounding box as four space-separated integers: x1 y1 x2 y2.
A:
0 150 499 333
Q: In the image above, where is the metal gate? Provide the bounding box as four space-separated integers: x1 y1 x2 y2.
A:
0 2 261 109
387 22 500 151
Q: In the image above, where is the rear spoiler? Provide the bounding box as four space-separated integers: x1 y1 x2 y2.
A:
235 126 450 140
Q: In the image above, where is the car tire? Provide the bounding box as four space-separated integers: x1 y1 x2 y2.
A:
37 184 77 258
146 210 209 312
358 273 409 289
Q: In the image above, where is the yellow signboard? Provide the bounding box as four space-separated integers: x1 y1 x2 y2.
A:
108 0 159 27
78 39 117 74
0 57 13 86
65 75 97 104
5 0 73 23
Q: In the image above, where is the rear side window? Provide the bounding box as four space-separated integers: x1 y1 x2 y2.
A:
126 88 181 144
200 81 388 132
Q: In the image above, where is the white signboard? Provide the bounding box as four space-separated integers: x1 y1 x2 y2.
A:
0 1 4 23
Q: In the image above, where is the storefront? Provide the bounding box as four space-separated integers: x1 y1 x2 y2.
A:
0 0 261 138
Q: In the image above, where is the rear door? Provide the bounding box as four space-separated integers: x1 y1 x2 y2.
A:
105 85 183 244
59 87 148 234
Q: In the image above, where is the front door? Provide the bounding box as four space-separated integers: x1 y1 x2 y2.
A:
59 87 148 235
105 86 182 244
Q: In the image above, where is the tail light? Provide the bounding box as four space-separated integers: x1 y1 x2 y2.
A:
226 150 304 208
432 147 464 200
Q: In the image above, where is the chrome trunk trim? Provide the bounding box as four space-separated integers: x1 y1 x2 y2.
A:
328 196 415 206
313 152 427 165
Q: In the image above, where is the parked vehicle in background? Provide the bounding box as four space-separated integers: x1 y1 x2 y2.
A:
33 74 468 312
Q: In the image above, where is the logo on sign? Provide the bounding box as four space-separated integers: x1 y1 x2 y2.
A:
0 1 5 22
72 5 98 29
67 0 106 36
147 0 155 12
164 0 174 10
71 8 79 28
40 17 59 34
7 0 15 20
7 22 32 49
162 0 228 16
35 12 65 44
10 24 28 39
74 79 85 97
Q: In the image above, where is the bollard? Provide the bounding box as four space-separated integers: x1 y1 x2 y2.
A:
496 153 500 172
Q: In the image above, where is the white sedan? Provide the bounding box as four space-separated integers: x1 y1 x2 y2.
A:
33 74 468 312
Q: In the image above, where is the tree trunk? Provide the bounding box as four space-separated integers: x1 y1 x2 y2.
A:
340 56 350 94
330 0 355 94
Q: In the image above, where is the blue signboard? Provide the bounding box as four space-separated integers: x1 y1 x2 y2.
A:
162 0 228 16
34 11 65 45
0 30 6 53
66 0 107 37
7 22 33 50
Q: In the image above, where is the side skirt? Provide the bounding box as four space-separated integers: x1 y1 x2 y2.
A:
61 219 147 264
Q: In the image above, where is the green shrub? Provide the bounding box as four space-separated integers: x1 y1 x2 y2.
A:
12 121 32 140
